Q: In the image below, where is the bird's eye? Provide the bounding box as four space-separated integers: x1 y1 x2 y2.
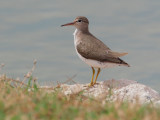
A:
77 20 82 22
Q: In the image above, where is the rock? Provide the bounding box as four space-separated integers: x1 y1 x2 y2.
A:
107 83 160 104
41 79 160 105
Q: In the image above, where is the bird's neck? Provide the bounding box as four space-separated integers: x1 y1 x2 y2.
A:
73 28 90 38
76 25 89 34
75 27 90 36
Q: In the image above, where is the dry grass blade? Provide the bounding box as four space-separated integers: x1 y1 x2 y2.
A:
64 74 77 84
22 59 37 87
0 63 5 72
0 74 27 87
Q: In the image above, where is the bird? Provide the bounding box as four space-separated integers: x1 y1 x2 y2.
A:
61 16 130 86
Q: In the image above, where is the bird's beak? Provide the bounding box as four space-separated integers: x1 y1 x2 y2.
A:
61 22 75 27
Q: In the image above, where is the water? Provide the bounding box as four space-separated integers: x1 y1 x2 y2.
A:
0 0 160 91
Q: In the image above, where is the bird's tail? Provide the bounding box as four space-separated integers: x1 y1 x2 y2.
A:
118 58 130 67
109 51 128 58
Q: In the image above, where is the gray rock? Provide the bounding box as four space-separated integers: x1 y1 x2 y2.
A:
107 83 160 104
40 79 160 104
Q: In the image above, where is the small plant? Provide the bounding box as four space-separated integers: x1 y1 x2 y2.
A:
0 60 160 120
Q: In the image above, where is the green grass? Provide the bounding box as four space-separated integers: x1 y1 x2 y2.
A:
0 75 160 120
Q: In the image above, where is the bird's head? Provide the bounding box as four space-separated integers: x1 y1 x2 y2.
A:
61 16 89 31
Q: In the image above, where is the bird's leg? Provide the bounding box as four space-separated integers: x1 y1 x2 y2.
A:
93 68 101 85
89 67 95 86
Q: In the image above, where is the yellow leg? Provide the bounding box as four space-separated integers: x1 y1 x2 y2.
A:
89 67 95 86
93 68 101 85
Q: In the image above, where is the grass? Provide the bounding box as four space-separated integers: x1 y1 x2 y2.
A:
0 62 160 120
0 75 160 120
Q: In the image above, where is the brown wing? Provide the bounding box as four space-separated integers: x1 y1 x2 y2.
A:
76 35 129 66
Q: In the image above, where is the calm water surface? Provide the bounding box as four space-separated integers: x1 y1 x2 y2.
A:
0 1 160 91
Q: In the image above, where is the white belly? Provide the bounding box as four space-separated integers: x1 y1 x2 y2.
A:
73 29 119 68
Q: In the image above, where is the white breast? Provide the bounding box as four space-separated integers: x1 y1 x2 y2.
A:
73 29 119 68
73 29 79 46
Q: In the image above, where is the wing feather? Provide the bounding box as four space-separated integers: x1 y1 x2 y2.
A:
75 32 129 66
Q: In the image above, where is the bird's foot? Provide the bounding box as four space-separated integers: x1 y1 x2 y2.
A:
83 83 93 87
93 82 99 85
88 82 94 87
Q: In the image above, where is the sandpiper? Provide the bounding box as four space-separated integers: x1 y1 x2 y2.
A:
61 16 130 86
